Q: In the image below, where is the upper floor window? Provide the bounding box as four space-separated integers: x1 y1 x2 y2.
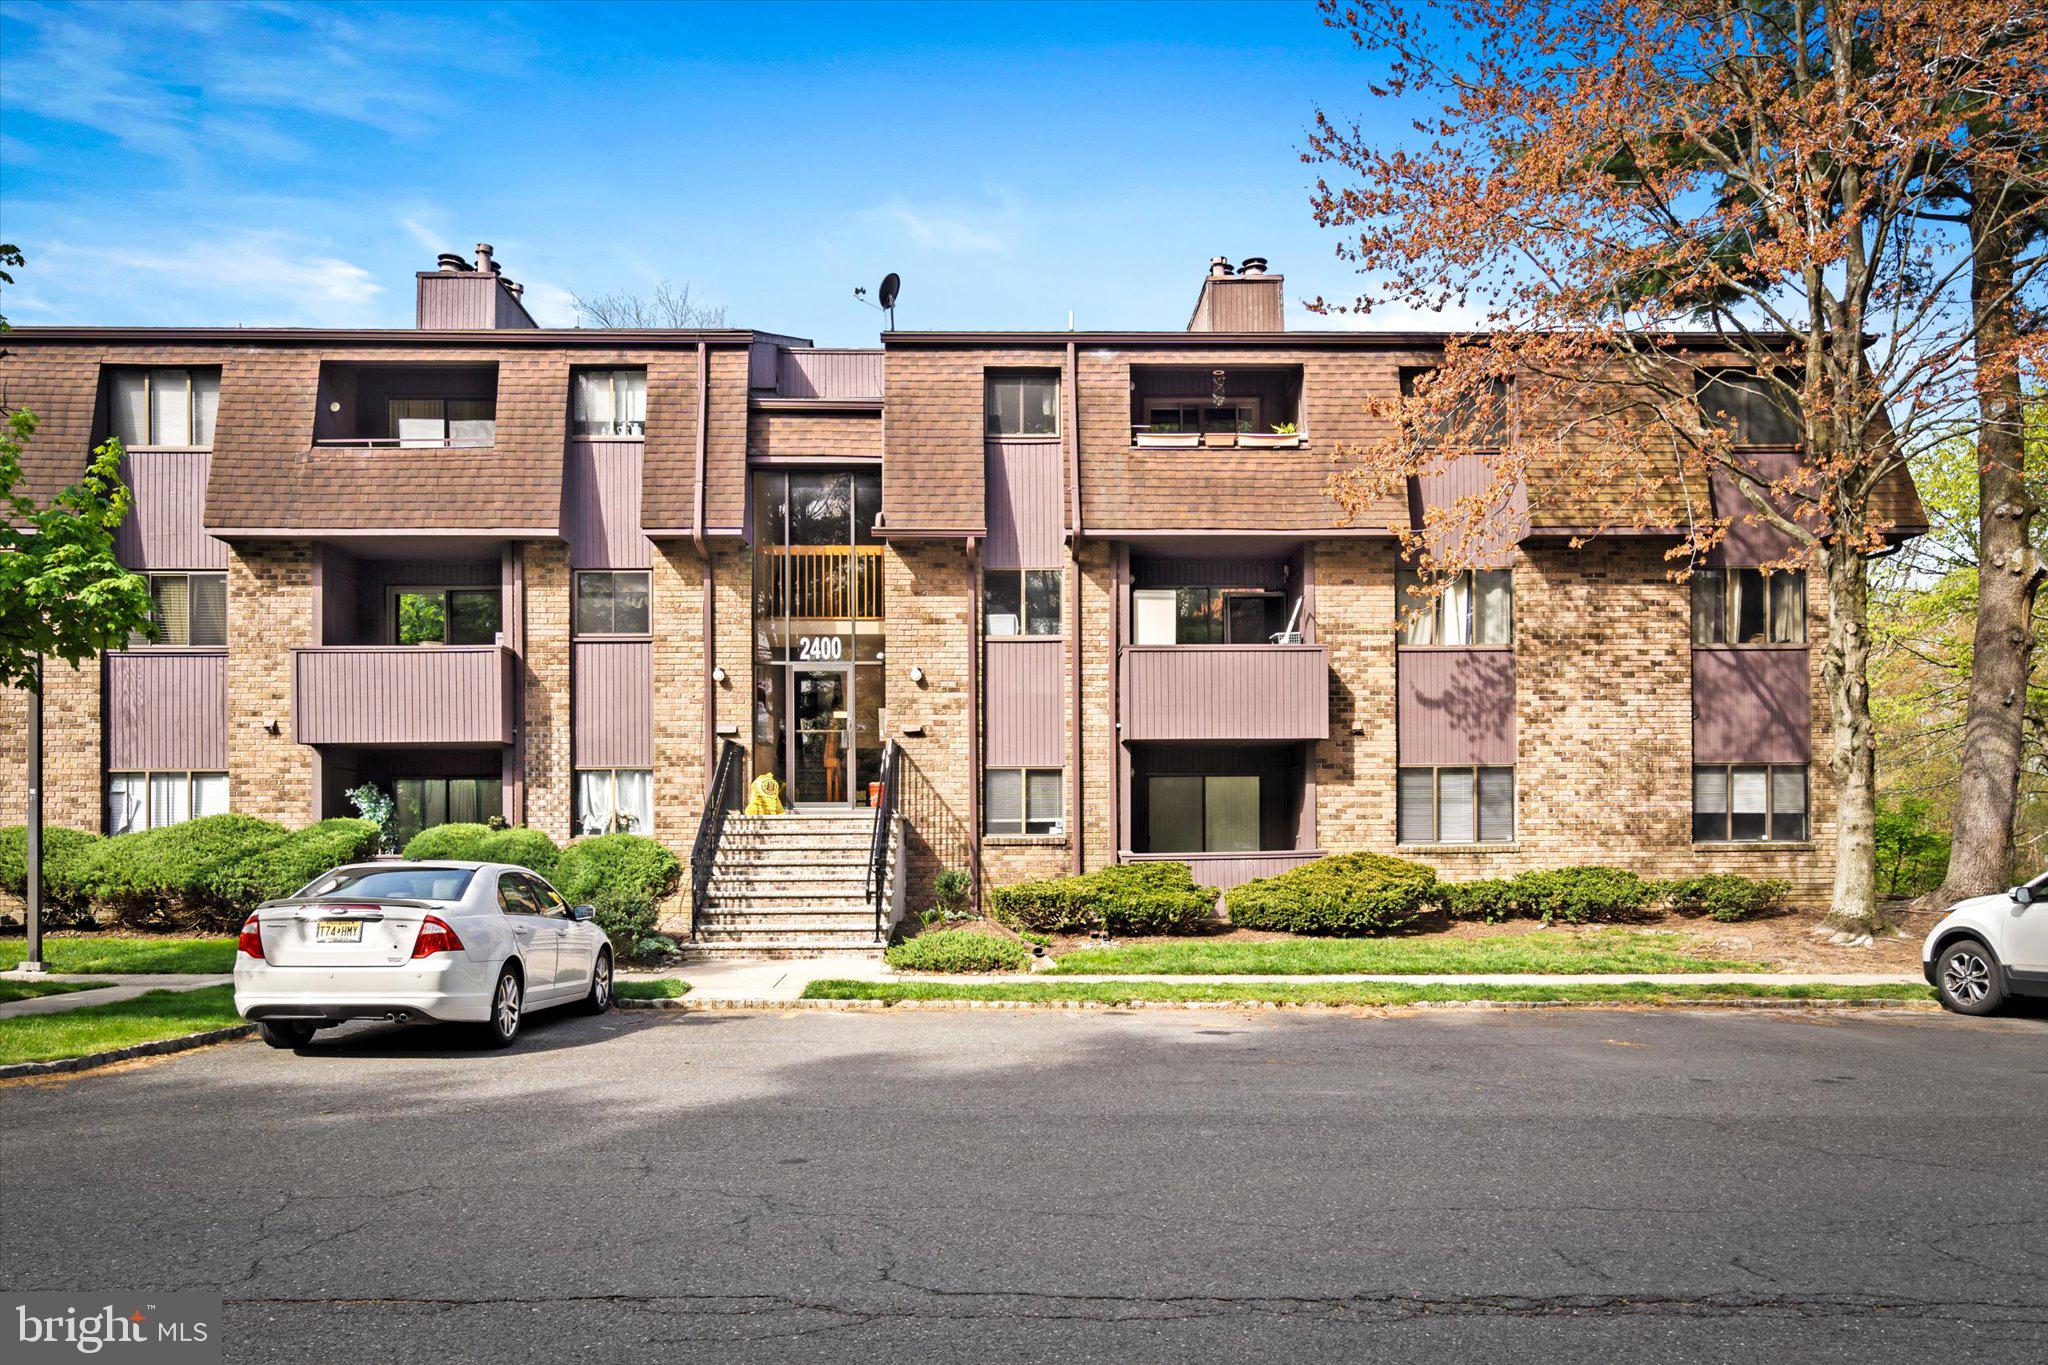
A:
110 368 219 448
1397 568 1512 646
1691 568 1805 645
985 373 1059 437
1144 401 1255 436
1132 587 1287 645
573 369 647 437
1696 373 1801 447
1399 368 1509 448
390 398 494 448
395 588 502 646
575 571 652 636
985 569 1061 637
130 572 226 648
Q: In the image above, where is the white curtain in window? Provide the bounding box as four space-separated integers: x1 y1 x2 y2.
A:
107 774 146 834
149 369 191 446
1474 570 1512 645
576 770 615 837
149 772 189 829
615 769 653 833
110 371 150 448
1396 570 1436 646
1770 572 1805 643
1437 768 1477 843
616 371 646 432
391 399 444 447
191 774 230 818
191 371 220 446
1438 574 1474 645
574 372 615 434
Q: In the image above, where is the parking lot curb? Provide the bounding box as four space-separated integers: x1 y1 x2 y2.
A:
620 994 1939 1014
0 1024 256 1081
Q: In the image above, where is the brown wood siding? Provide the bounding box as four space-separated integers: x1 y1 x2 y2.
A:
1411 451 1528 565
572 640 653 767
415 274 500 328
563 438 653 569
1691 646 1811 763
1396 648 1517 765
983 438 1064 569
1120 645 1330 742
1126 850 1321 891
115 449 229 569
292 645 515 746
1705 454 1812 565
984 637 1063 767
104 650 228 770
775 349 884 399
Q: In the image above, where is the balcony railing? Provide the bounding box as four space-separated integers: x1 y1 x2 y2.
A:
758 544 884 621
313 435 495 450
1120 644 1330 743
1130 425 1303 450
1123 849 1324 891
293 645 516 746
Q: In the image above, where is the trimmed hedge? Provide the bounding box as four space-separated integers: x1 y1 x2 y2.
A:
1225 853 1437 936
206 819 382 907
1439 866 1659 925
886 928 1030 973
1657 874 1791 922
60 814 293 930
401 823 561 876
554 834 682 959
0 825 104 926
989 862 1219 935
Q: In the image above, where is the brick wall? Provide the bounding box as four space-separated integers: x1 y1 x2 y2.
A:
883 541 976 910
229 542 314 823
651 539 710 849
0 657 104 834
522 540 573 838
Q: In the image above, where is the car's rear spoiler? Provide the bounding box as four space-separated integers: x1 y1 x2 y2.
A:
256 897 441 911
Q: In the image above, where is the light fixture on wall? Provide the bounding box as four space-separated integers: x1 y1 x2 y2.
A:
908 666 926 685
328 401 341 413
711 666 727 684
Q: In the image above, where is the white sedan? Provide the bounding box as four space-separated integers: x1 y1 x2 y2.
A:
1922 869 2048 1015
233 861 614 1049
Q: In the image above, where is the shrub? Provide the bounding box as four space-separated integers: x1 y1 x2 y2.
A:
555 834 682 960
1438 865 1658 925
886 928 1030 973
1225 853 1438 935
988 862 1218 935
64 814 292 929
1875 796 1950 898
402 823 561 876
933 868 972 920
0 825 104 927
1437 878 1520 924
1657 874 1790 922
205 819 382 907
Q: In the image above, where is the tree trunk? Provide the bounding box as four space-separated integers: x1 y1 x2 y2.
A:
1822 545 1881 932
1936 187 2045 905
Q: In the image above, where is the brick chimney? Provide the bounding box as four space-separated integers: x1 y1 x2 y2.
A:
415 242 539 329
1187 255 1285 332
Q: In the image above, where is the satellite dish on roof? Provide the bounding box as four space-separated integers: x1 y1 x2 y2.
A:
878 272 900 313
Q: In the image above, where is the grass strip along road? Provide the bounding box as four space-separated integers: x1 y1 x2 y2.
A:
0 984 242 1067
1047 928 1770 976
803 979 1934 1007
0 936 237 975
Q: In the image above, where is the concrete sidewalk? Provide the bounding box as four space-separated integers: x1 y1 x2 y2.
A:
0 972 233 1020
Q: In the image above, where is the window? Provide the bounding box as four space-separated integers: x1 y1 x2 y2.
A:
390 777 502 847
394 589 502 645
106 772 228 834
1399 368 1509 448
985 768 1063 835
129 573 226 648
1693 764 1807 842
1398 766 1514 844
388 397 495 447
1397 568 1512 646
575 769 653 836
575 571 651 635
985 373 1059 437
1131 588 1288 645
1691 568 1805 644
1143 401 1255 435
573 369 647 436
1144 773 1261 853
304 866 475 901
1697 373 1802 447
109 368 219 447
497 873 545 916
984 569 1061 637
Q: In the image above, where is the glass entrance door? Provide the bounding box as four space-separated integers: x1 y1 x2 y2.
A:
790 667 851 806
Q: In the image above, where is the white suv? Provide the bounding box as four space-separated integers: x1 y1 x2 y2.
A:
1922 870 2048 1015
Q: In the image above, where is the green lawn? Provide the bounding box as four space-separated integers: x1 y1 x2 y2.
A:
0 985 243 1067
617 978 691 1001
0 936 237 975
1047 929 1769 976
803 978 1933 1007
0 979 97 1005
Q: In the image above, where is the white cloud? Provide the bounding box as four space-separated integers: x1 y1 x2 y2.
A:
857 194 1017 256
515 280 579 327
29 230 383 323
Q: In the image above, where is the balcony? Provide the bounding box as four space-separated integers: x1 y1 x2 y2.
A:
757 544 885 621
1129 363 1304 449
293 645 516 746
312 361 499 451
1120 644 1330 743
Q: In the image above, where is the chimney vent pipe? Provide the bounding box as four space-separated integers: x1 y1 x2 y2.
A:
1209 256 1234 278
475 243 498 274
436 252 469 273
1238 256 1268 277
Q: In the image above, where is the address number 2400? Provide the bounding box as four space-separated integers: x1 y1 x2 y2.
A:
797 637 845 661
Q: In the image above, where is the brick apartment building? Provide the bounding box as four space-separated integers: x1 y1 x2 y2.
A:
0 247 1926 946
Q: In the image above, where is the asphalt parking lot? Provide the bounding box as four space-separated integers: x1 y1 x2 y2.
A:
3 1004 2045 1363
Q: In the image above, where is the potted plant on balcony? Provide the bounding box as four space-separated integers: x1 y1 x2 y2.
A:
1240 421 1303 450
1134 423 1201 449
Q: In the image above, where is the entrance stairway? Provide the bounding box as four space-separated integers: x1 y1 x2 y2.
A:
686 810 896 960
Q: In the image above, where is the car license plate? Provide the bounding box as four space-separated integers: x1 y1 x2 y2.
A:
315 919 363 944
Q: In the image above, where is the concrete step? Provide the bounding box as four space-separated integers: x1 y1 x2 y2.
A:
696 916 880 934
710 851 875 869
680 941 885 962
722 816 879 833
703 894 873 914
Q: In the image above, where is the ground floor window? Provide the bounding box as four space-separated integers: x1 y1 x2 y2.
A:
1693 764 1807 842
1144 773 1260 853
107 771 229 834
986 768 1063 836
1398 766 1514 844
575 768 653 836
391 777 502 848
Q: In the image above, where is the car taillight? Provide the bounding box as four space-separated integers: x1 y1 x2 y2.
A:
411 915 463 959
237 915 265 960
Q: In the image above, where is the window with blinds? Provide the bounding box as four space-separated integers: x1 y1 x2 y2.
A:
130 573 227 648
108 368 220 447
106 771 228 834
572 369 648 436
1397 766 1514 844
1693 763 1807 841
985 768 1063 835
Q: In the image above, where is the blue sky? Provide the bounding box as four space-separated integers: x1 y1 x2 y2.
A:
0 0 1439 343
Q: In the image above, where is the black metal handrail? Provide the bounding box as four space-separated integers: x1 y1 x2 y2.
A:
689 739 747 933
866 739 901 942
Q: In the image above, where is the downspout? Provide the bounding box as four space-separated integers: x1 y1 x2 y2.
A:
1064 340 1084 874
967 534 984 914
693 341 715 786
